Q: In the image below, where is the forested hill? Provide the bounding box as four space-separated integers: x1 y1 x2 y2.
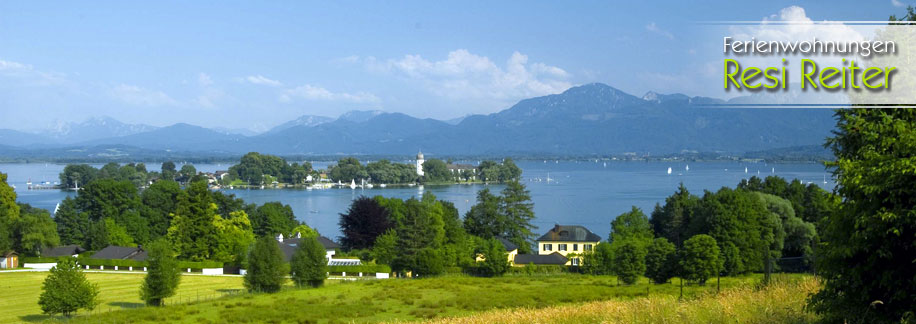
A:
0 83 836 157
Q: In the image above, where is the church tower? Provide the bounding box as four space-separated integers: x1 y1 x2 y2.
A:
416 151 425 176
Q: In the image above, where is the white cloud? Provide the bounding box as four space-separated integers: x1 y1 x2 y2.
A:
892 0 906 8
197 73 213 87
109 84 179 107
0 58 68 86
367 49 571 101
280 84 379 103
244 75 283 87
646 22 674 40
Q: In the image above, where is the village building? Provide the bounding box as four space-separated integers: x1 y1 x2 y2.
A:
1 251 18 269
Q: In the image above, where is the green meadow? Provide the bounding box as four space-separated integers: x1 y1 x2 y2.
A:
0 272 814 324
0 271 244 323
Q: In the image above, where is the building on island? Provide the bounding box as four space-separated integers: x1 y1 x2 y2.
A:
415 151 425 176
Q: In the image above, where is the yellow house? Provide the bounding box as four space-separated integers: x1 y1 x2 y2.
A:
536 225 602 266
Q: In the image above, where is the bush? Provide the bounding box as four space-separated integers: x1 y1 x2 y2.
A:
290 236 327 287
327 264 391 274
244 235 287 293
644 238 677 284
680 234 721 285
141 239 181 306
612 240 647 285
38 258 99 316
479 238 509 277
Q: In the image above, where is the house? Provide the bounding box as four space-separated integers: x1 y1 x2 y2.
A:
1 251 18 269
42 244 86 258
276 233 358 265
91 245 147 261
475 237 519 264
535 225 602 266
446 163 476 180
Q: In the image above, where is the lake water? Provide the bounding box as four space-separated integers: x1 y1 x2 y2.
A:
0 160 834 241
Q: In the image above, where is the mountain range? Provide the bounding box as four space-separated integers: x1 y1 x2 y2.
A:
0 83 838 159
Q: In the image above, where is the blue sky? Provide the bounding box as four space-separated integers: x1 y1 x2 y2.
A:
0 1 908 132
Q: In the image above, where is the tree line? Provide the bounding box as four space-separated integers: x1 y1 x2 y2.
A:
60 161 201 189
336 180 536 277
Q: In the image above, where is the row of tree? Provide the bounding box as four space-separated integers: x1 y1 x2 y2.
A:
0 173 60 256
336 181 534 277
228 152 314 186
59 161 199 189
53 177 314 265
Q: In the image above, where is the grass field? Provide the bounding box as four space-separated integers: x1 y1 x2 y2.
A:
0 271 244 323
38 273 812 324
424 275 820 324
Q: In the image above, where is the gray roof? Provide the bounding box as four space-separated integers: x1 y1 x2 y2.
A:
42 245 86 257
497 237 519 252
537 225 601 242
277 236 340 262
514 252 568 265
91 246 146 261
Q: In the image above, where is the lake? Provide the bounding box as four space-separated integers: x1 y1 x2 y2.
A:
0 160 834 241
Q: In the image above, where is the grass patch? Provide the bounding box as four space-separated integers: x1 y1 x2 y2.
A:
419 275 820 324
32 273 813 323
0 272 243 323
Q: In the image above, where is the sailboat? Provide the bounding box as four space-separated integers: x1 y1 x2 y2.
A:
772 167 775 173
349 179 356 189
823 174 828 184
685 164 689 172
54 203 60 214
745 167 748 174
603 162 607 168
667 167 672 175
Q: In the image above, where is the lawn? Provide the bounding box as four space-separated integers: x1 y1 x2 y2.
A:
425 275 820 324
0 271 244 323
53 273 809 324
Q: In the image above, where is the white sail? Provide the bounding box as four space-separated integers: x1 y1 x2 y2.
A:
745 167 748 174
685 164 689 171
667 167 672 175
349 179 356 189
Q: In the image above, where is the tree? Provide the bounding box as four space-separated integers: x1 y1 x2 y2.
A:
104 218 135 247
140 239 181 306
328 157 367 182
75 179 148 244
38 258 99 316
167 181 218 261
59 164 99 189
339 196 392 250
0 172 17 253
15 204 59 256
644 238 677 284
421 159 450 182
160 161 177 181
581 242 614 275
178 164 197 183
391 195 446 276
371 230 398 265
809 107 916 323
612 240 647 285
291 224 318 238
680 234 720 285
253 202 298 237
463 188 503 239
609 206 654 246
140 180 186 240
244 235 287 293
499 181 536 253
650 183 698 248
290 236 328 287
212 211 255 264
479 238 509 277
54 197 89 246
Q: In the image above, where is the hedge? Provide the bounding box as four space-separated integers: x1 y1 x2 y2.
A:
21 256 222 269
327 264 391 273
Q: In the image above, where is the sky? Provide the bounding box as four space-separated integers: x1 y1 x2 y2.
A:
0 0 908 132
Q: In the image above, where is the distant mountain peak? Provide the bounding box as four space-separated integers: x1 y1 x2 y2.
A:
266 114 334 134
339 110 385 123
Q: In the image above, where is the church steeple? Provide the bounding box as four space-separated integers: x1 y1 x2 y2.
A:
416 150 425 176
